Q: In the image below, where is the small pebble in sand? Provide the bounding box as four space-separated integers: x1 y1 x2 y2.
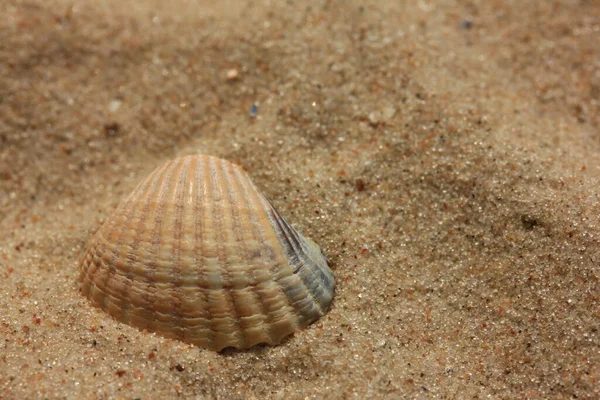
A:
108 99 122 113
368 107 396 125
461 19 473 29
226 68 239 81
249 103 259 118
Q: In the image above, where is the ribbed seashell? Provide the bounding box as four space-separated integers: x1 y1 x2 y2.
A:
78 154 335 351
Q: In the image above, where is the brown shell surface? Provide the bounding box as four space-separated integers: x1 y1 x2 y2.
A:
78 154 335 351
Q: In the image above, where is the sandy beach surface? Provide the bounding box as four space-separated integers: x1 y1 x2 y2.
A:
1 0 599 398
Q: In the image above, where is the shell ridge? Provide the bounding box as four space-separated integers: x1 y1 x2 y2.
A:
116 162 174 324
168 156 191 340
264 194 325 304
87 236 293 288
144 158 181 333
260 197 324 298
85 163 165 309
235 171 315 334
192 157 213 347
243 179 297 273
232 167 304 335
270 206 306 271
298 232 335 300
288 236 332 312
268 205 333 312
226 161 275 347
80 172 150 294
208 157 244 349
219 160 259 348
276 207 305 252
273 207 331 298
264 205 325 321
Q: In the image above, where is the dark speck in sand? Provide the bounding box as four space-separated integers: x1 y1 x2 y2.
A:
521 215 539 230
103 122 120 137
461 19 473 29
355 178 366 192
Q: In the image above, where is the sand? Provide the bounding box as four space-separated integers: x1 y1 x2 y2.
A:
1 0 599 398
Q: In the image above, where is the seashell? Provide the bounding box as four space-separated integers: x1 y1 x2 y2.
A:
78 154 335 351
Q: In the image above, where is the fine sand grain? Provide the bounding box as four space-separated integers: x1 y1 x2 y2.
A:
1 0 599 398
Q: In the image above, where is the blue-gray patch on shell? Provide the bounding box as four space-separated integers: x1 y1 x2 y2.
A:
266 205 335 321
